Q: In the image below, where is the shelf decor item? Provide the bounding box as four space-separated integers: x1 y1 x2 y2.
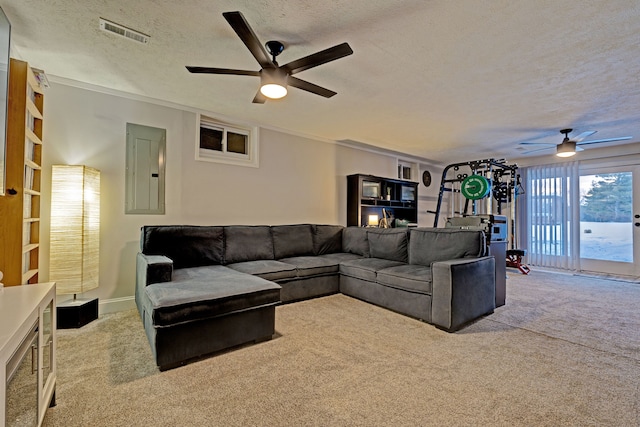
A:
50 165 100 328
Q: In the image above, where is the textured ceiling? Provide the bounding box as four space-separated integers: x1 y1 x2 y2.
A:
3 0 639 164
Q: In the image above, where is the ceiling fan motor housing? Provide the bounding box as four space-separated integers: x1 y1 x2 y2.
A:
260 67 289 99
260 67 288 86
560 128 573 138
265 40 284 58
556 140 577 157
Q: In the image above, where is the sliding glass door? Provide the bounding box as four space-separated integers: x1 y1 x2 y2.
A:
524 162 640 277
579 166 640 276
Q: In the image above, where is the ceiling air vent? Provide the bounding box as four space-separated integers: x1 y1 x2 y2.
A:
99 18 149 44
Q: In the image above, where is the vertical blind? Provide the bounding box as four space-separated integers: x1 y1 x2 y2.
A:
520 162 579 270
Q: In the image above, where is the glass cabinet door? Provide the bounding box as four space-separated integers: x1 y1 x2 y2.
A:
41 299 54 394
5 323 38 427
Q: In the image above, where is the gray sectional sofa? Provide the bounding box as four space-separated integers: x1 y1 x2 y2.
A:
136 224 496 370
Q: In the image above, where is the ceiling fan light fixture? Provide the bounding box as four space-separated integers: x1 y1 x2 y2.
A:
556 140 577 157
186 12 353 103
260 68 288 99
260 83 287 99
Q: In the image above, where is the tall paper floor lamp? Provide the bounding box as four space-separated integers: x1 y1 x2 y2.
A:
50 165 100 328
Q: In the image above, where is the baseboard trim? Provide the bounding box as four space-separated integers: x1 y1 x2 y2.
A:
99 296 136 315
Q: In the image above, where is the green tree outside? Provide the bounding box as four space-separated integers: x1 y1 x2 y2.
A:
580 173 632 222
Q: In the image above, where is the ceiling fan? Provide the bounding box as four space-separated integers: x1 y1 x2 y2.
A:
520 128 632 157
186 11 353 103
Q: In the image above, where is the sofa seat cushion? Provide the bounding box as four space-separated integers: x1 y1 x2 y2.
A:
278 256 340 278
145 265 281 327
227 260 297 281
376 264 433 295
317 252 364 263
339 258 405 282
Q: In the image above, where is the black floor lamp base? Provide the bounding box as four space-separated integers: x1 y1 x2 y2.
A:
57 298 99 329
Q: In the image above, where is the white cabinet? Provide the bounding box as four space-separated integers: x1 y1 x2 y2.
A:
0 282 56 426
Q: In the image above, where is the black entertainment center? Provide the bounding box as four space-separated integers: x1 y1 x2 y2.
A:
347 174 418 227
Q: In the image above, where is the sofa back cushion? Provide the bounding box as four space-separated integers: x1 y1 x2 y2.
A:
408 228 486 266
342 227 370 257
271 224 315 259
224 226 274 264
141 225 224 269
367 229 409 263
312 225 343 255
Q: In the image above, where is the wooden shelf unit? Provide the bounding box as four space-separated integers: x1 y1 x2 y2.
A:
0 59 44 286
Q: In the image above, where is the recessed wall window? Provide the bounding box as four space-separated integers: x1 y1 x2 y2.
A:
200 126 223 151
398 160 415 180
196 114 258 167
227 131 248 154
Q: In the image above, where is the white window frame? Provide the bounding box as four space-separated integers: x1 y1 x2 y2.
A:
397 159 417 181
195 113 259 168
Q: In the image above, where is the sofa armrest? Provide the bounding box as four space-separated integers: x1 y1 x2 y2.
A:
430 256 496 332
135 253 173 322
137 253 173 286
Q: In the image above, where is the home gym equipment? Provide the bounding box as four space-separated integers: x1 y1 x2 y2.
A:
506 249 530 275
431 158 530 276
432 158 519 226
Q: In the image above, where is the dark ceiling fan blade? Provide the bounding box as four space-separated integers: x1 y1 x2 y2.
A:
223 11 275 69
282 42 353 75
186 66 260 76
288 76 337 98
252 90 267 104
570 131 596 142
577 136 632 146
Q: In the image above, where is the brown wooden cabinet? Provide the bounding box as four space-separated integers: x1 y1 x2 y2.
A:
347 174 418 227
0 59 44 285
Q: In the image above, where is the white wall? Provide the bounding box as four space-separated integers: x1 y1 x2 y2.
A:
40 82 436 312
418 164 444 227
41 84 186 308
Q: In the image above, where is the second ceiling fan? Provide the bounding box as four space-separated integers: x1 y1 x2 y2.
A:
521 128 632 157
186 11 353 103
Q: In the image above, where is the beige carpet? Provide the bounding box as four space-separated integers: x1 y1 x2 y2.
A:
43 270 640 426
